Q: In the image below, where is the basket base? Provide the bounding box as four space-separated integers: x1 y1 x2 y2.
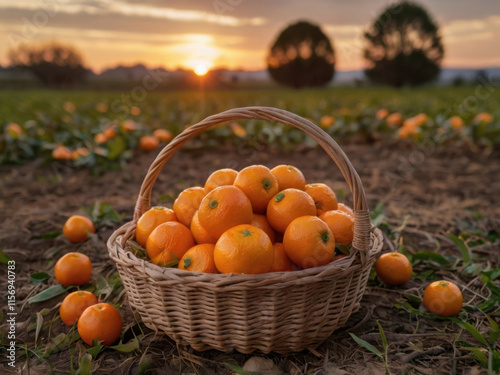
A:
140 304 362 354
109 225 383 354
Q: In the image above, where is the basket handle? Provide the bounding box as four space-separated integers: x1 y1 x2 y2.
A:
121 106 372 258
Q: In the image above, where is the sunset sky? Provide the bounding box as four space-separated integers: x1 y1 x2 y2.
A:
1 0 499 73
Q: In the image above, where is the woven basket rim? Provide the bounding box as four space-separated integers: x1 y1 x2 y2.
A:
108 222 383 287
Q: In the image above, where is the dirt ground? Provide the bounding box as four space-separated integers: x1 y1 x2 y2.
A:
1 141 499 374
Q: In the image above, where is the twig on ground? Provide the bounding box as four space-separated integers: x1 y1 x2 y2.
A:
398 346 445 364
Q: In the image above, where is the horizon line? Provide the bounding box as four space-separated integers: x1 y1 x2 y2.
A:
2 63 499 74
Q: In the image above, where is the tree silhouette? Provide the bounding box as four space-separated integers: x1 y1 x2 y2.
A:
9 41 89 87
267 21 335 88
364 1 444 87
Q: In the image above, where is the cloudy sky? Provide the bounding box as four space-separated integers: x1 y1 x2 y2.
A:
1 0 499 72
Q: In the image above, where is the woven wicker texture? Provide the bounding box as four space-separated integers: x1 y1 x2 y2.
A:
108 106 383 354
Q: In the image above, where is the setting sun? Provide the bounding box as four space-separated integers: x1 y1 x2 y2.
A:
194 63 209 76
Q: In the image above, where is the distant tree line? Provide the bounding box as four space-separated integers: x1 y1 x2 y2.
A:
8 41 89 88
6 1 444 88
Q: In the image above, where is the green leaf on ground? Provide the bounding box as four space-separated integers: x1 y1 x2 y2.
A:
94 272 123 299
44 331 79 357
95 275 113 299
30 272 50 283
27 308 51 332
0 249 12 264
447 234 471 263
30 231 62 240
349 333 383 359
485 281 500 300
412 251 453 266
482 268 500 281
477 299 497 312
138 355 152 375
463 263 483 275
484 314 500 344
224 360 249 374
452 319 490 347
29 284 71 304
78 353 92 375
35 311 44 345
460 346 488 367
377 320 388 355
87 343 104 358
109 337 140 353
402 294 421 303
413 269 436 281
84 201 124 226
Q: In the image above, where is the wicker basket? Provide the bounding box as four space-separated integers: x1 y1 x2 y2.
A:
108 106 383 354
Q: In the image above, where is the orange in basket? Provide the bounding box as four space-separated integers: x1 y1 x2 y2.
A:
233 165 279 214
214 224 274 274
271 165 306 191
204 168 238 193
146 221 195 266
266 188 316 233
173 187 206 227
198 185 253 238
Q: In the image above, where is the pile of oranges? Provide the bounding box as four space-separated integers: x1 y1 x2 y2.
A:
54 251 123 346
135 165 356 274
53 215 123 347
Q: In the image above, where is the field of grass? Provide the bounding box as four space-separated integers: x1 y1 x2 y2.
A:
1 86 499 168
2 86 499 122
0 86 499 374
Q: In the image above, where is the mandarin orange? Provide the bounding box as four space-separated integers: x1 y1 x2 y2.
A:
173 187 206 227
423 280 463 317
319 210 354 246
375 252 412 285
204 168 238 194
198 185 253 238
337 203 354 218
233 165 279 213
63 215 95 243
250 214 276 243
135 207 177 247
271 165 306 191
266 189 316 233
190 210 217 244
283 216 335 269
269 242 295 272
305 183 338 216
146 221 195 266
178 244 217 273
214 224 274 274
54 252 92 287
60 291 98 326
77 303 122 346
